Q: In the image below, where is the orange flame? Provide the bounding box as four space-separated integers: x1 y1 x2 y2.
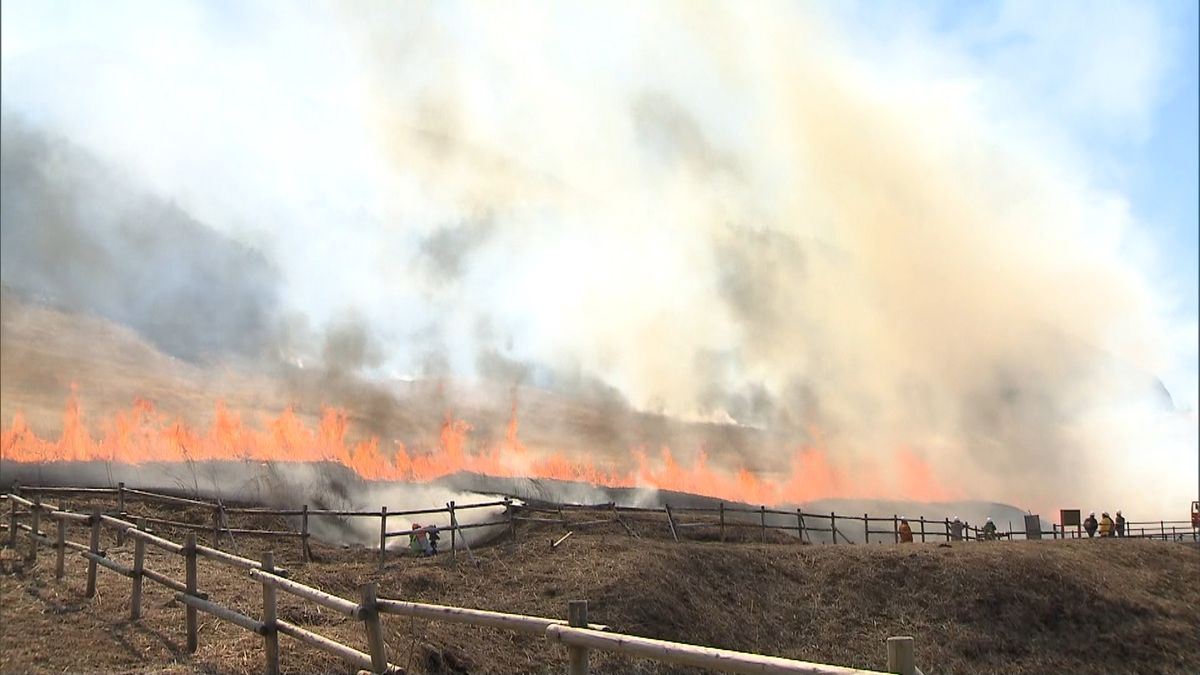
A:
1 388 958 505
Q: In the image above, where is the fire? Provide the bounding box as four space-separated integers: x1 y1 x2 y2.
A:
1 388 958 505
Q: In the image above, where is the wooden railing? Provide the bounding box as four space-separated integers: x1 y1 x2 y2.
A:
2 492 923 675
9 483 1196 551
7 482 516 563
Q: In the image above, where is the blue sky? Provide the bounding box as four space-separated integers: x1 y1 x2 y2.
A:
1129 6 1199 319
852 0 1197 312
832 0 1198 406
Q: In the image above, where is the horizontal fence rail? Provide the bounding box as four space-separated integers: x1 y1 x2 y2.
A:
546 623 882 675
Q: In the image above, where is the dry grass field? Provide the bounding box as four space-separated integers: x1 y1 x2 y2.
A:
2 497 1198 675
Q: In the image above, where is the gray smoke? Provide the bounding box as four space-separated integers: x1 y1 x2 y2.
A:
0 116 280 361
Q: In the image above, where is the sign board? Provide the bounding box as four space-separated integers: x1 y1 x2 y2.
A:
1024 515 1042 540
1060 509 1081 527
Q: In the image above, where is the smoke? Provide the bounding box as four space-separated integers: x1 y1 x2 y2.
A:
0 116 282 361
1 1 1195 515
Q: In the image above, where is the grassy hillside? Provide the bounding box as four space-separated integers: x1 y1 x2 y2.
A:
0 288 784 473
2 500 1197 674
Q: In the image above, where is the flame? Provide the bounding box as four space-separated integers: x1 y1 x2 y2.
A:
1 387 959 505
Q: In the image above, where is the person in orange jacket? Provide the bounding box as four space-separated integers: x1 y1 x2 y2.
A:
898 518 914 543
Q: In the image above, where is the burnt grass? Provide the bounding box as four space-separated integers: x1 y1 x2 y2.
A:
1 501 1198 675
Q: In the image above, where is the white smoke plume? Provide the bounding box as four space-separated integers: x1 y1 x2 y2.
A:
1 1 1195 516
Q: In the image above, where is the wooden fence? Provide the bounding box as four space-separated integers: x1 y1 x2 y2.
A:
527 501 1117 545
5 482 517 564
7 483 1196 553
1 492 923 675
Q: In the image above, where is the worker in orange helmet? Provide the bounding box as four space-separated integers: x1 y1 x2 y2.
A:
898 518 914 543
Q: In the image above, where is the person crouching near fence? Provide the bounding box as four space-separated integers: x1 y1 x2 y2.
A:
1084 512 1098 538
898 518 914 543
410 523 433 556
428 525 441 555
1099 512 1114 538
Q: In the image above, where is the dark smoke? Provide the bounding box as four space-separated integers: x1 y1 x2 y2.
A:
417 215 496 285
0 116 281 362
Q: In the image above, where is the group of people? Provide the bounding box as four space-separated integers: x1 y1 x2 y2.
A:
896 515 997 543
896 510 1130 543
408 523 442 555
1083 510 1126 538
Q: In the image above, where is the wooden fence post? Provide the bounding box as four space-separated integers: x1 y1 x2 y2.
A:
448 501 457 563
29 497 41 563
945 518 951 541
185 532 198 653
361 582 388 673
505 499 517 544
609 502 632 538
796 509 806 543
568 600 589 675
449 506 477 566
116 482 126 546
760 506 767 543
131 518 146 620
892 515 899 543
301 504 311 562
7 498 17 548
86 508 101 598
55 517 66 579
664 503 679 542
379 506 388 570
919 517 926 543
829 512 837 545
864 513 870 544
212 505 223 546
886 636 915 675
262 550 280 675
719 502 726 542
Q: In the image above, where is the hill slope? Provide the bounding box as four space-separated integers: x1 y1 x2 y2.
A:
2 505 1197 675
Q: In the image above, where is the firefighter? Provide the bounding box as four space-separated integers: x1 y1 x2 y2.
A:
1099 512 1114 537
982 517 998 541
949 516 964 541
1084 512 1098 538
1115 510 1126 537
898 518 914 543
